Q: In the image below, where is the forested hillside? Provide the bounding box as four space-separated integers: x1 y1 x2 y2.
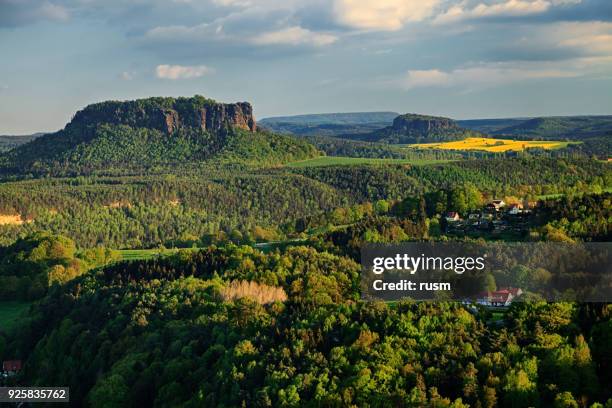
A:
460 116 612 140
0 96 610 408
0 96 319 175
3 246 611 407
0 157 607 249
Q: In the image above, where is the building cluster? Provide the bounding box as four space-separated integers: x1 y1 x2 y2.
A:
444 199 534 236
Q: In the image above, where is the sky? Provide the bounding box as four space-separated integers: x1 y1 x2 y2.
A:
1 0 612 134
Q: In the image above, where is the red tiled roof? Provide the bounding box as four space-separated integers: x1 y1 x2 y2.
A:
3 360 22 371
477 288 521 303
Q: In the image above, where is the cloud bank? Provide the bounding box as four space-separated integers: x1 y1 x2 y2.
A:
155 64 214 79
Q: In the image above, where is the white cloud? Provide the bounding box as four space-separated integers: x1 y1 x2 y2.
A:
211 0 253 6
404 69 451 88
471 0 550 16
39 2 69 21
155 64 214 79
251 26 337 47
333 0 440 31
146 22 222 41
120 71 135 80
402 63 578 90
434 0 581 24
552 21 612 55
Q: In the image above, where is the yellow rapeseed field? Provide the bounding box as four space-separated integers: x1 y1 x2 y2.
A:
408 137 570 152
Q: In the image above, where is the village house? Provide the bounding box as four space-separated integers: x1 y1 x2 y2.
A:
476 287 523 307
486 199 506 212
445 212 460 222
507 203 523 215
2 360 22 377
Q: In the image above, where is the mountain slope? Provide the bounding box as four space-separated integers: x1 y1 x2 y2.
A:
0 96 319 174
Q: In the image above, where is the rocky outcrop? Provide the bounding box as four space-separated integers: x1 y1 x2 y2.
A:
361 113 477 144
67 96 256 135
389 114 459 136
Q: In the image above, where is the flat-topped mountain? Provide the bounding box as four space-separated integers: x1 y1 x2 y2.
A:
68 96 256 136
388 113 459 135
358 113 479 144
0 96 317 175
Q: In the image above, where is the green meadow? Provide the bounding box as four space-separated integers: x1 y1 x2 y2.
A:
286 156 452 168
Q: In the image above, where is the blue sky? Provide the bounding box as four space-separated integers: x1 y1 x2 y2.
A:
1 0 611 134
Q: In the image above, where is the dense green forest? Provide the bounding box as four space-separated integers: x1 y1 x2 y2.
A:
0 126 319 176
2 246 611 407
0 158 607 249
0 233 118 301
0 96 610 407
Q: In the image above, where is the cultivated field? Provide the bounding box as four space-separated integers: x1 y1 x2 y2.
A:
408 137 572 152
286 156 451 168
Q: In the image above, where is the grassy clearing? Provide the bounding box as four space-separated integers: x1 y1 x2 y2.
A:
408 137 573 152
286 156 451 168
0 301 32 332
119 247 199 261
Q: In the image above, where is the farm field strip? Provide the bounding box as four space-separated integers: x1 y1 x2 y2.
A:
407 137 574 152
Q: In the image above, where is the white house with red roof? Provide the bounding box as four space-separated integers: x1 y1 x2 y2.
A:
476 287 523 307
445 212 460 222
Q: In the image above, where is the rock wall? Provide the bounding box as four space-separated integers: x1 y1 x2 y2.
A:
390 114 458 135
68 97 256 135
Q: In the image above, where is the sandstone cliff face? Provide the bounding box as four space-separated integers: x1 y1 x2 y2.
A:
362 113 474 144
390 114 458 135
68 97 256 135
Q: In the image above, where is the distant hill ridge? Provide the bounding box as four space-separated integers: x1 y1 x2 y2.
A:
260 112 398 126
0 133 45 152
260 112 612 141
259 112 398 137
260 111 477 143
458 115 612 139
